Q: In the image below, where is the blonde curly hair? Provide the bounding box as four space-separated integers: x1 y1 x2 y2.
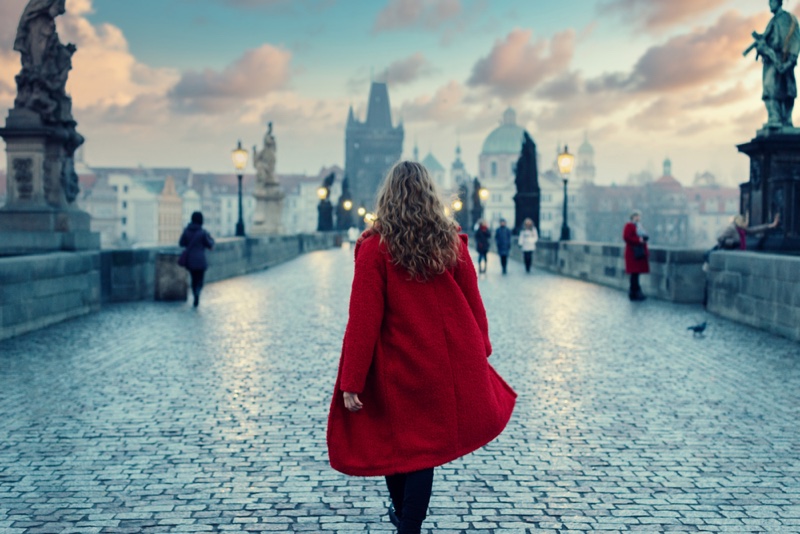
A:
373 161 460 281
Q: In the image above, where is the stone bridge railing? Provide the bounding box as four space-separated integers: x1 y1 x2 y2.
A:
513 240 707 303
0 233 341 341
507 239 800 342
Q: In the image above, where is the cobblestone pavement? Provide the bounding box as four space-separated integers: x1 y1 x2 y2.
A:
1 246 799 534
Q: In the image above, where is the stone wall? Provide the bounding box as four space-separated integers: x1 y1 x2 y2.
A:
0 233 340 341
0 252 101 340
706 250 800 341
512 240 706 303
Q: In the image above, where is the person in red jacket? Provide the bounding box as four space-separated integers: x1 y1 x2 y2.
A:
623 210 649 301
327 161 517 534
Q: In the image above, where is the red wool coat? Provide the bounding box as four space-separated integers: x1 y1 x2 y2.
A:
623 222 650 274
327 233 517 477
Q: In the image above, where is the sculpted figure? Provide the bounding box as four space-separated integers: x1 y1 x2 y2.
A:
10 0 83 203
253 122 278 192
746 0 800 127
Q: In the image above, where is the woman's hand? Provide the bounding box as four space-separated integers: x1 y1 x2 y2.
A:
771 213 781 228
343 392 363 412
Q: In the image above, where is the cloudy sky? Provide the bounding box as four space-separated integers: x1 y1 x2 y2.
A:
0 0 788 185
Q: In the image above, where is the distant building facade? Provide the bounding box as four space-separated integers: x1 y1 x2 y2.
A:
281 166 344 234
158 176 183 245
582 158 739 248
478 108 528 228
345 82 404 208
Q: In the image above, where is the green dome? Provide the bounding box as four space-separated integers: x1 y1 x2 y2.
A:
481 108 528 155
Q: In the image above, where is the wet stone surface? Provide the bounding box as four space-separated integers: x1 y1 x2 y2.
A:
0 246 799 533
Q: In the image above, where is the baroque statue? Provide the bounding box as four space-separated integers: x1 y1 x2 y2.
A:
745 0 800 128
11 0 83 203
253 122 278 195
250 122 285 235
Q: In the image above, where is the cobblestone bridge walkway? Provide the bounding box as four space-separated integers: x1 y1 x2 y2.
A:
1 246 799 533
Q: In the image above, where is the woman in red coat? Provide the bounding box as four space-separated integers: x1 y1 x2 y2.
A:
327 161 517 533
623 210 649 301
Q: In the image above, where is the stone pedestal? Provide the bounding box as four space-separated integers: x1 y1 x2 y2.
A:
737 130 800 252
250 184 285 235
155 251 188 301
0 110 98 255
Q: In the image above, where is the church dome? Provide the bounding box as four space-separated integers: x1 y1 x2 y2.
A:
578 133 594 156
481 107 528 155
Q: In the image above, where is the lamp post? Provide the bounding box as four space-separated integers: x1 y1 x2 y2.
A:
357 206 367 230
557 145 575 241
231 140 248 237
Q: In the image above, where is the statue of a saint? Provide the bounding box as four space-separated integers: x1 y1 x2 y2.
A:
253 122 277 194
746 0 800 128
8 0 83 204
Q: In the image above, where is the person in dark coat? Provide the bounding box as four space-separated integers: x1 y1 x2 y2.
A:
494 218 512 275
179 211 215 307
623 210 649 301
327 162 516 534
474 220 491 274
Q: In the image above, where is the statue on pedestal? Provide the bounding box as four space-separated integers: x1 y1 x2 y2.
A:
0 0 97 253
250 122 285 235
745 0 800 129
735 0 800 252
6 0 84 204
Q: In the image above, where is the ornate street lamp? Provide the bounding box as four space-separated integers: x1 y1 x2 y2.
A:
231 140 248 237
343 200 353 211
479 188 489 201
452 199 463 212
557 145 575 241
357 207 367 217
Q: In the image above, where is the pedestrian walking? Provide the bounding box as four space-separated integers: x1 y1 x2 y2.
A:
179 211 215 307
326 161 517 534
518 218 538 273
623 210 649 301
347 226 360 245
495 218 512 275
474 220 491 273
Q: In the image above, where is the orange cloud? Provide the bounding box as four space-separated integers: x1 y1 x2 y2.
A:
373 0 463 32
400 80 465 123
169 44 292 114
467 28 575 99
598 0 727 32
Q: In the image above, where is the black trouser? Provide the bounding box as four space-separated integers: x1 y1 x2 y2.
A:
629 273 641 297
189 269 206 299
477 252 487 272
523 251 533 272
499 254 508 273
385 467 434 533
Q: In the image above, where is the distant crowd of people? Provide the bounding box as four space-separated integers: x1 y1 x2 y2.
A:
473 217 538 275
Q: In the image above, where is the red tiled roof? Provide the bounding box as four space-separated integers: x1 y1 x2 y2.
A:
79 173 97 190
653 175 683 190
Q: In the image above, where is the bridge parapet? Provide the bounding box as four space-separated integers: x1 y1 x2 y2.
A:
510 240 706 303
0 233 341 341
707 250 800 341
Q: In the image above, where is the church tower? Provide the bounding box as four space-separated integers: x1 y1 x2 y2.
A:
576 132 596 184
345 82 404 207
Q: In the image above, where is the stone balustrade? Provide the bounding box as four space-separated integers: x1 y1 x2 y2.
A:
706 250 800 341
0 233 340 341
513 240 707 303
